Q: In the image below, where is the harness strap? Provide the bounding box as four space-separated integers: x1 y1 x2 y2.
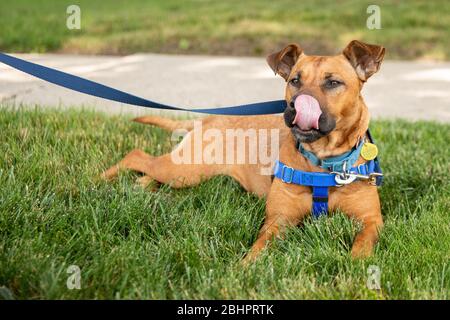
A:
312 187 329 218
273 161 338 187
273 161 338 218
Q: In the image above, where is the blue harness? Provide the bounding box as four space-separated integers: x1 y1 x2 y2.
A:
273 130 383 218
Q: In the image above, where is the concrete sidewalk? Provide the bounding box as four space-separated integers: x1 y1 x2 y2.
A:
1 53 449 122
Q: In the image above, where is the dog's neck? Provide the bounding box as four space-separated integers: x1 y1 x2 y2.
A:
300 96 370 159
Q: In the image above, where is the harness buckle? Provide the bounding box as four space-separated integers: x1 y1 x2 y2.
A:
281 165 294 184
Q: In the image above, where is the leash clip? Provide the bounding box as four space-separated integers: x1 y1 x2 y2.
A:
333 172 357 185
368 172 383 186
332 161 356 186
332 171 383 186
332 161 384 186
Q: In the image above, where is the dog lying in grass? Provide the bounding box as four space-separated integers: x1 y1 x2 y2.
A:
103 40 385 262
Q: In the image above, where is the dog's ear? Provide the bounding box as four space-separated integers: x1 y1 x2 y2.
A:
266 43 303 81
343 40 385 82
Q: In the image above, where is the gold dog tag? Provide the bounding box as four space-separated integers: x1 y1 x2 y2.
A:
361 142 378 160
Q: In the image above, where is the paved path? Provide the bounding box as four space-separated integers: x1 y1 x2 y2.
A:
1 53 449 122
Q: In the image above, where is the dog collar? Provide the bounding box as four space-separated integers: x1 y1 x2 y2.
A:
297 138 365 172
274 129 383 218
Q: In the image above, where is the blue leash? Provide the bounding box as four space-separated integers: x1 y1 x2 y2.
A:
0 52 286 115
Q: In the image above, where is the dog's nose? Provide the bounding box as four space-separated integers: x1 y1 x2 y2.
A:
289 100 295 109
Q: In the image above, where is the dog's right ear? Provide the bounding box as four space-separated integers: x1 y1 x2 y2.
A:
266 43 303 81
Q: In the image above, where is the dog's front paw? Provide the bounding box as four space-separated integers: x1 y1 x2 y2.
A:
351 242 373 259
241 253 256 267
101 165 120 181
241 246 265 266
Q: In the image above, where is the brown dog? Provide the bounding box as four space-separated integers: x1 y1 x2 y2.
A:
102 40 385 262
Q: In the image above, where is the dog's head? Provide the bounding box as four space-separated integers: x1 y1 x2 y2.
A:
267 40 385 143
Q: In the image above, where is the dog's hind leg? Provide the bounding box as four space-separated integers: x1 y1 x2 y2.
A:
136 175 157 189
101 149 155 180
140 154 223 188
102 150 222 189
102 123 225 187
101 116 197 180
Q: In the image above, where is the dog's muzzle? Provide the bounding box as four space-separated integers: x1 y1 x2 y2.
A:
291 95 322 131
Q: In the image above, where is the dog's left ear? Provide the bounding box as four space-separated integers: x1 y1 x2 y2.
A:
266 43 303 81
343 40 385 82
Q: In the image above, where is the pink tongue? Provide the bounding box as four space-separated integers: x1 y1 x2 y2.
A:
292 94 322 130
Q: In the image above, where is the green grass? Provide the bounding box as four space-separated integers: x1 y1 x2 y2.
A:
0 0 449 59
0 107 449 299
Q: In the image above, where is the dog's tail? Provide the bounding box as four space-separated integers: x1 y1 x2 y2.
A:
132 115 196 132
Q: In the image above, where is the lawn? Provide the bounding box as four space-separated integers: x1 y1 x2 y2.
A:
0 0 449 60
0 107 449 299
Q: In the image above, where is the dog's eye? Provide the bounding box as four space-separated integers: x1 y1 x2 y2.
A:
324 79 343 89
289 76 300 86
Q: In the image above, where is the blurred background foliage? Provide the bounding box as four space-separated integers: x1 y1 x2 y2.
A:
0 0 449 59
